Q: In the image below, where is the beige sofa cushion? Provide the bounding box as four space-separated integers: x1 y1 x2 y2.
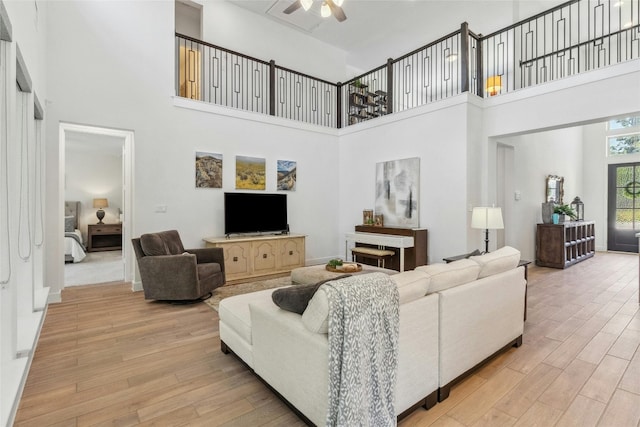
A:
469 246 521 278
302 286 330 334
416 259 480 293
392 270 431 304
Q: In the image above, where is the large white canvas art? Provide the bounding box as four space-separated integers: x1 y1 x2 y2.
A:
375 157 419 227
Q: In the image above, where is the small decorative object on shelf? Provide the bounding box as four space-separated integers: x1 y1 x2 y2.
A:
363 209 374 225
570 196 584 221
553 204 577 223
374 214 384 227
541 202 554 224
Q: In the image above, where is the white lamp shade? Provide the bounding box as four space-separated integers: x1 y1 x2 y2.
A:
471 207 504 229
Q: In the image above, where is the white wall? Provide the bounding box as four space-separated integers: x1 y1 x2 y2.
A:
582 122 608 251
499 127 585 261
339 96 472 264
65 145 123 242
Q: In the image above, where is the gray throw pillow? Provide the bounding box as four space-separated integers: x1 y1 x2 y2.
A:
64 215 75 232
272 274 351 314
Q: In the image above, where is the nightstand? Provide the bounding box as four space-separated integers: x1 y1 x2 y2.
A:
87 224 123 252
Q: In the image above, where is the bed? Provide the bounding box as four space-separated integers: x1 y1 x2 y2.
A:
65 201 87 263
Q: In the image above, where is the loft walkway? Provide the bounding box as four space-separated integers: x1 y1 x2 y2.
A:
176 0 639 128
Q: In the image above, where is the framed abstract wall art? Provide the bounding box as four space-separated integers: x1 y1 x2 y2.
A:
375 157 419 227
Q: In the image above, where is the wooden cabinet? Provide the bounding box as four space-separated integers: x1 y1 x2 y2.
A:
353 225 428 270
536 221 595 269
348 83 387 125
203 234 305 282
87 224 122 252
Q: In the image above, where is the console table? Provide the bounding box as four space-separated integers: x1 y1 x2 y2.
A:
346 226 428 272
203 234 305 282
536 221 595 269
87 224 122 252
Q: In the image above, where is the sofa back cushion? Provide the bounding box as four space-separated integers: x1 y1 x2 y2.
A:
469 246 520 278
139 230 185 256
392 270 431 304
415 259 480 293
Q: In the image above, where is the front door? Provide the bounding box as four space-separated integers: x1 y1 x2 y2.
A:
608 162 640 253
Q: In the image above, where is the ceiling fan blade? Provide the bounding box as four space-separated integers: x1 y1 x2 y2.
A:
326 0 347 22
283 0 302 14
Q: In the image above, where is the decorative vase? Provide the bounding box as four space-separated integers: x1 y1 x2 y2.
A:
552 213 560 224
541 202 554 224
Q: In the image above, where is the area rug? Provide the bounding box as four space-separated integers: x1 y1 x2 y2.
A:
204 275 292 311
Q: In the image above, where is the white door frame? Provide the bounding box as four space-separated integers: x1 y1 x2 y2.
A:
58 122 135 288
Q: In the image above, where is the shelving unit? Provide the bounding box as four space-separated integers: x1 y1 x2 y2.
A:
348 83 387 125
535 221 595 269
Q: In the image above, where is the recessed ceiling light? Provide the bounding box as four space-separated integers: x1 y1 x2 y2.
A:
446 53 458 62
623 21 633 28
613 1 624 7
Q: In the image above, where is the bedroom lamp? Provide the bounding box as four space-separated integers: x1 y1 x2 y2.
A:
471 206 504 253
93 198 108 224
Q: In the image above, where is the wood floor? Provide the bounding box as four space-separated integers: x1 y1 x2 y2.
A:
15 252 640 426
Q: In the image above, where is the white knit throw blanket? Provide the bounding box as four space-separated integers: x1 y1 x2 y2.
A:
324 272 400 427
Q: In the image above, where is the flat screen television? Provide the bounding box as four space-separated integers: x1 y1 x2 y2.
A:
224 192 288 236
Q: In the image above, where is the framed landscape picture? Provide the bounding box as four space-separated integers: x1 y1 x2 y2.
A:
236 155 266 190
277 160 297 191
195 152 222 188
375 157 419 227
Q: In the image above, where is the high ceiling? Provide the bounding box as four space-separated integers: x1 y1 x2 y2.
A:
227 0 566 68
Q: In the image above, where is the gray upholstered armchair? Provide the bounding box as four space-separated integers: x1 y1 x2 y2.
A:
131 230 225 301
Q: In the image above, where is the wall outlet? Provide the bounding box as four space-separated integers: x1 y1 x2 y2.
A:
155 205 167 213
514 191 521 201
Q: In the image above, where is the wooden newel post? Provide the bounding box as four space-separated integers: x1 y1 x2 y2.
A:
460 22 470 93
269 60 276 116
476 33 484 98
336 82 342 129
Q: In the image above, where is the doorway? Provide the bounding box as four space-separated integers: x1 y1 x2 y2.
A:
59 123 135 287
607 162 640 253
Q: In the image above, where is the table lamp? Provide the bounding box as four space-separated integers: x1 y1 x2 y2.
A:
471 206 504 253
93 198 108 224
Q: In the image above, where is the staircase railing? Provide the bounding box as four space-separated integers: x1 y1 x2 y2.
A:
176 0 639 128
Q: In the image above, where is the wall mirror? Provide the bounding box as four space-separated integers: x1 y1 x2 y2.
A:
546 175 564 203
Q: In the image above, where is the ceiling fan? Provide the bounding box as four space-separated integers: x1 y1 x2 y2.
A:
283 0 347 22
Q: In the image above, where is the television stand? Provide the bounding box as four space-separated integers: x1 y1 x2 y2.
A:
203 234 305 282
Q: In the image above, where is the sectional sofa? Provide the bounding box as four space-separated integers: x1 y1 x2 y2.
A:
218 246 526 425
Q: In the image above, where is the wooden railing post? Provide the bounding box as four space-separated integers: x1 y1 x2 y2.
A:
386 58 393 115
460 22 470 93
476 34 484 97
269 60 276 116
336 82 342 129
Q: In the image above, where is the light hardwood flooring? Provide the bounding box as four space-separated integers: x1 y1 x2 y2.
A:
15 252 640 426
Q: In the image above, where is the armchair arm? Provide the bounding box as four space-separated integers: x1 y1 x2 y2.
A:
186 247 225 273
138 254 199 300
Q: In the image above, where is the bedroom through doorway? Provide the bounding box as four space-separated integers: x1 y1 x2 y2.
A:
61 124 134 287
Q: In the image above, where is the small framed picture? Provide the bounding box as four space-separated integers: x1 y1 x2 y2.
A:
363 209 373 225
374 214 384 227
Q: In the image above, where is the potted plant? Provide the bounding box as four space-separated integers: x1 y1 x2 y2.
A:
553 204 577 223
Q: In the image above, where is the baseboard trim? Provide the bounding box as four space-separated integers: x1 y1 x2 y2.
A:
132 281 143 292
47 291 62 304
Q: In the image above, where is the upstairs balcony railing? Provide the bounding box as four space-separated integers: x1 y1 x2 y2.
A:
176 0 639 129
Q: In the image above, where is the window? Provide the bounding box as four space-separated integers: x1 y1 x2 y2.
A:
608 116 640 156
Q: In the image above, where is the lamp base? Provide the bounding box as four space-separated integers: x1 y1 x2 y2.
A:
484 228 490 253
96 209 105 224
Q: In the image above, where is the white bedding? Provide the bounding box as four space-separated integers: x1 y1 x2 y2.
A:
65 229 86 263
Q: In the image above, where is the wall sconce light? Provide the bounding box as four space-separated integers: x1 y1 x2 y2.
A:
486 75 502 96
93 198 108 224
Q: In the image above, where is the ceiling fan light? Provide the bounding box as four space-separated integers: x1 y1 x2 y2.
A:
334 0 344 6
301 0 313 11
320 1 331 17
